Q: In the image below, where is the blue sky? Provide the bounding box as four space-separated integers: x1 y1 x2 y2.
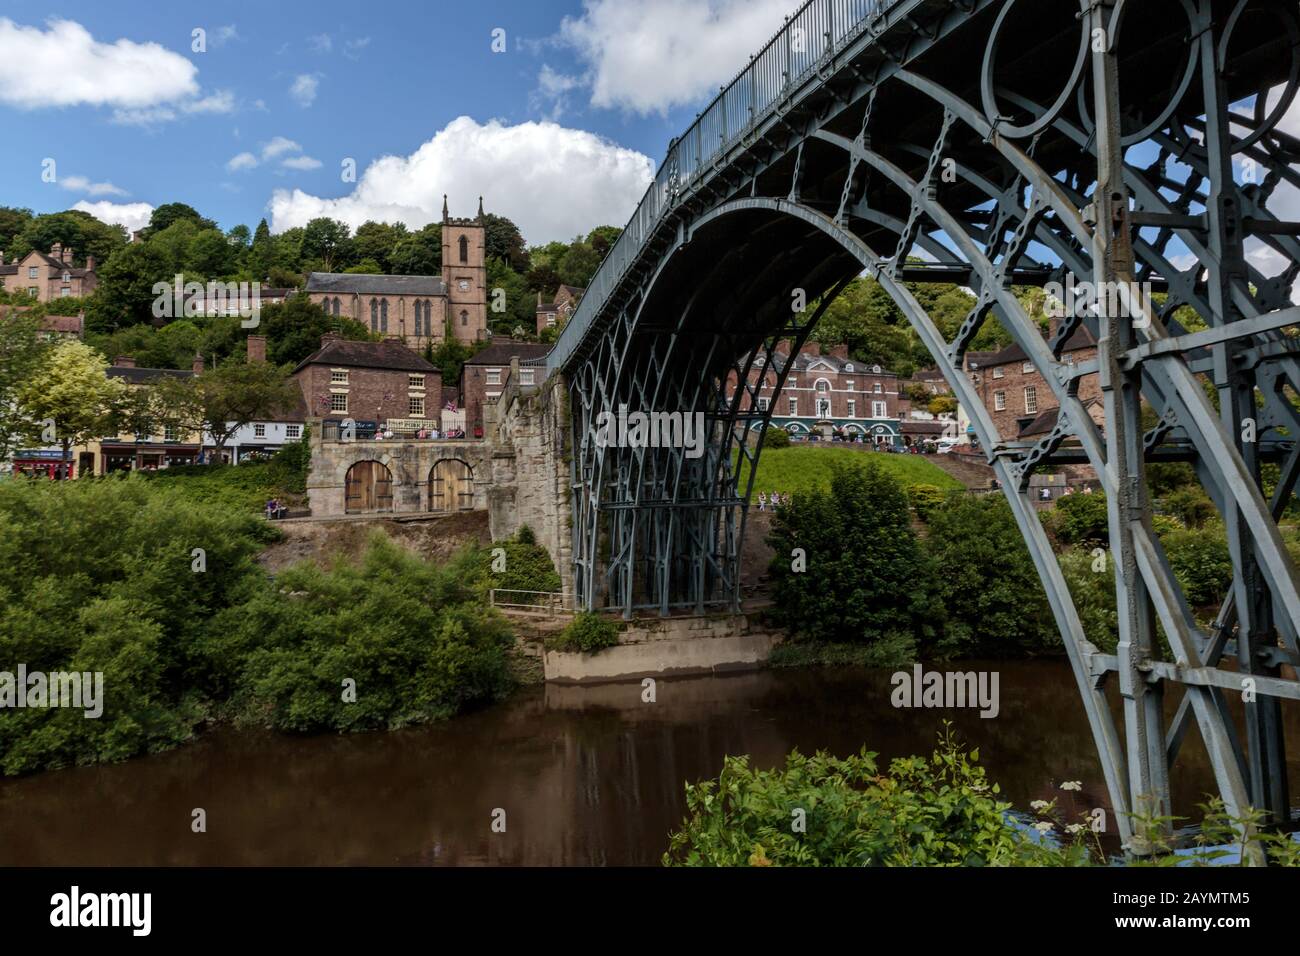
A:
0 0 803 244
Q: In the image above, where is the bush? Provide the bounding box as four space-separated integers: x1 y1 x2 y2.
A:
664 731 1064 866
907 483 946 522
1046 491 1109 545
465 534 562 595
924 494 1058 656
1163 522 1232 607
1058 548 1119 652
548 611 620 654
219 534 514 732
765 462 939 646
1161 486 1215 528
759 426 790 450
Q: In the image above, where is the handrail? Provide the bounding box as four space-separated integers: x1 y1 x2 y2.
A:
547 0 901 374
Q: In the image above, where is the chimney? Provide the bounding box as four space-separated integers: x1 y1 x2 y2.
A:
321 331 341 347
807 341 822 357
192 353 205 375
50 242 62 260
830 344 849 360
247 334 267 363
114 355 136 368
62 246 72 264
86 255 96 272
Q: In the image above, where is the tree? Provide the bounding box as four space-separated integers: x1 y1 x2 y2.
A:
248 219 274 280
14 340 127 475
557 241 601 288
0 206 34 255
141 203 217 239
585 225 622 258
0 308 50 461
86 242 172 331
928 395 958 416
158 359 299 460
301 218 354 273
11 210 128 265
525 264 562 296
258 295 372 366
390 224 441 275
353 220 409 274
186 228 238 279
765 462 939 646
486 258 534 335
482 213 530 273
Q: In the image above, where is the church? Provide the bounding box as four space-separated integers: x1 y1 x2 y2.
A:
305 197 488 351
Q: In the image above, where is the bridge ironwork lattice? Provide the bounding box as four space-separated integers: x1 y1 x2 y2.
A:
547 0 1300 856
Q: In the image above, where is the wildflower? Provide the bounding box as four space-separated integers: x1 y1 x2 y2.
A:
1032 821 1054 834
1065 823 1084 834
1060 780 1083 791
1030 800 1050 812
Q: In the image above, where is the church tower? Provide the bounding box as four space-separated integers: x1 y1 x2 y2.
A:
441 196 488 345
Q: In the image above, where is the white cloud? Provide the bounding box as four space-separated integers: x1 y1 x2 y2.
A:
71 200 154 234
60 175 127 197
226 151 258 172
262 136 301 160
183 89 235 114
554 0 798 115
211 25 239 48
281 155 322 171
0 17 198 110
290 74 320 107
308 33 332 54
343 37 371 60
268 116 653 243
534 64 583 119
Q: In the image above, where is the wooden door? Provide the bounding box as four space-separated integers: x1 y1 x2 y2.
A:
345 461 393 514
429 459 473 512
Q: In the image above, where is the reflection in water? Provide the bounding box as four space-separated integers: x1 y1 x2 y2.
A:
2 661 1296 865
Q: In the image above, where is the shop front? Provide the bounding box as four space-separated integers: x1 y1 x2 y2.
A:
99 443 202 474
11 449 73 479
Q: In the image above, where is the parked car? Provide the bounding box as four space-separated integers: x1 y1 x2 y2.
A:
936 438 963 454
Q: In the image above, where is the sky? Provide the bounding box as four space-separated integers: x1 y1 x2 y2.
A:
0 0 802 245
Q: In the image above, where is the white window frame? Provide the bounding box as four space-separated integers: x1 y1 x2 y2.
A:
993 367 1005 379
486 369 502 386
847 399 856 418
519 368 535 386
253 423 267 438
286 425 302 440
994 390 1006 411
1024 386 1038 414
409 396 425 417
330 393 348 414
330 369 349 385
872 400 887 418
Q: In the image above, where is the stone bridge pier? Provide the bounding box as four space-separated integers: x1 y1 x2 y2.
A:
306 359 575 605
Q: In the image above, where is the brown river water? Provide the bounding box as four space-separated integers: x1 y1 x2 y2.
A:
2 661 1296 865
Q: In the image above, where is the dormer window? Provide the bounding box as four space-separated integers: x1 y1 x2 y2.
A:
62 272 71 282
844 363 854 372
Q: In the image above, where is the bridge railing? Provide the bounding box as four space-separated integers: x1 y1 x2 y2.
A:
550 0 897 373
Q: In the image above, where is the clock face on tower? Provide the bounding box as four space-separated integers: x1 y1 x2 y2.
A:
458 279 469 292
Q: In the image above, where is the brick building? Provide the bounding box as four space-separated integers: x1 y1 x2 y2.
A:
293 335 441 432
964 323 1099 441
305 196 488 350
0 243 98 302
535 284 584 335
728 343 903 444
461 340 552 437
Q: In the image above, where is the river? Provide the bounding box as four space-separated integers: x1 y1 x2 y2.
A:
1 661 1293 865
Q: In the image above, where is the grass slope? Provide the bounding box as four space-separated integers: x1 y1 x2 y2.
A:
737 445 962 497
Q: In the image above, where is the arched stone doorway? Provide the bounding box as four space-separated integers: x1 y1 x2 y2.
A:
428 459 474 512
344 460 393 514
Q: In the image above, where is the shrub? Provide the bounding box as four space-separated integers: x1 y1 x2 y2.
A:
1163 522 1232 607
548 611 620 654
664 731 1064 867
1161 486 1215 528
516 524 537 546
219 534 514 732
907 483 946 522
765 462 940 646
1058 548 1119 652
924 494 1058 656
465 534 562 595
760 426 790 450
1047 491 1110 545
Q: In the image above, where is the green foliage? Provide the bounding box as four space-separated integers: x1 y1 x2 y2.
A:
464 534 562 595
548 612 620 654
927 395 958 416
765 462 940 645
430 337 478 384
1045 491 1110 545
664 731 1064 867
1161 486 1216 528
759 425 790 450
219 535 514 732
1163 522 1232 607
924 494 1059 657
766 632 916 669
1058 549 1118 652
737 445 961 497
140 436 310 511
0 478 276 774
906 482 945 521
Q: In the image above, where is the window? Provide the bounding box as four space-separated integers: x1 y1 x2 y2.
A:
872 400 887 418
993 367 1005 379
286 425 301 440
994 390 1006 411
330 370 349 385
520 368 535 386
27 267 37 279
844 363 854 372
60 287 70 297
788 397 798 415
254 423 267 438
1024 386 1038 414
332 297 341 317
546 312 556 326
164 424 178 443
330 394 348 413
874 382 882 393
27 287 38 297
757 397 769 411
409 374 425 390
409 396 425 417
815 378 831 393
847 399 856 417
787 378 797 388
380 300 389 332
370 299 378 331
486 369 501 386
845 379 854 390
460 310 468 326
1023 362 1034 373
61 272 70 282
459 235 469 263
